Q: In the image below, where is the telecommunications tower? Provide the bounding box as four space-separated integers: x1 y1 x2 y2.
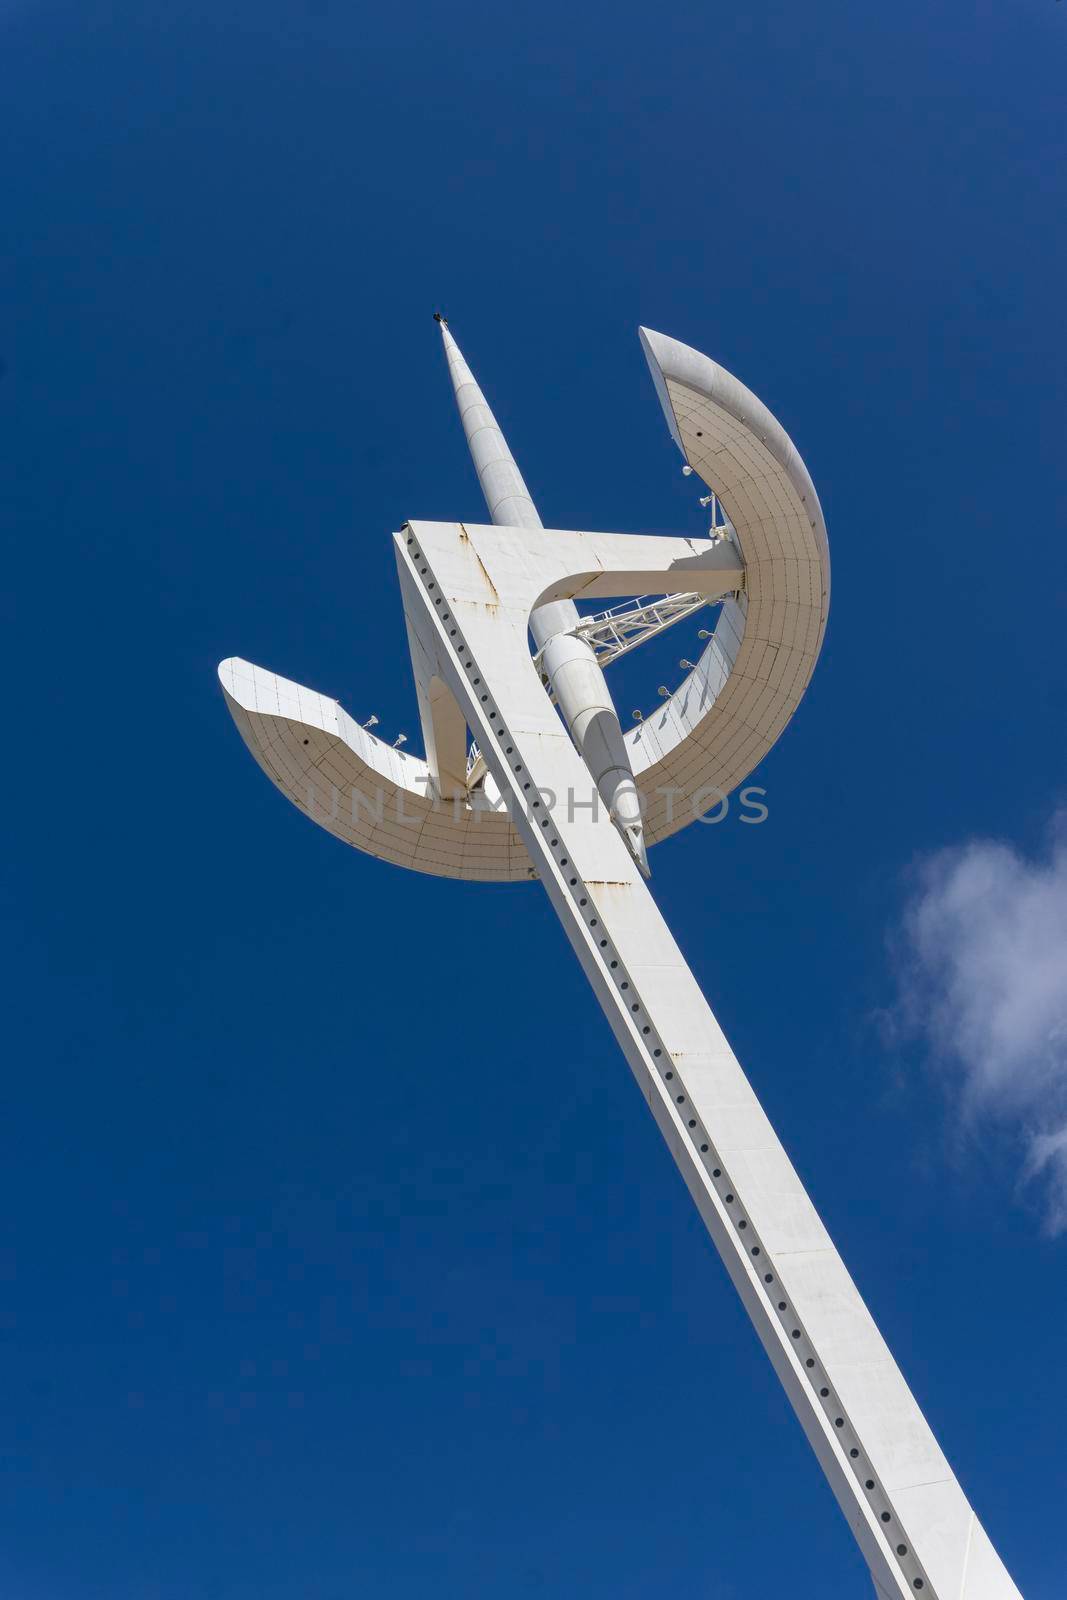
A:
220 322 1023 1599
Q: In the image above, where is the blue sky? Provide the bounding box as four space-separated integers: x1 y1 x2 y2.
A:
3 2 1065 1596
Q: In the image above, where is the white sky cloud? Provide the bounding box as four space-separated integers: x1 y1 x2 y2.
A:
894 814 1067 1233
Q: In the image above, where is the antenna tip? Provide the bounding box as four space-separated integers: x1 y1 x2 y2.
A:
433 310 447 325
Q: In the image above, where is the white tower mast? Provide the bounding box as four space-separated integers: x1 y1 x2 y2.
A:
219 323 1027 1600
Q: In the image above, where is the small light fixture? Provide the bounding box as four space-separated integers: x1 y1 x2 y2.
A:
697 629 711 640
657 685 670 698
362 714 379 729
393 733 408 748
680 659 696 671
632 709 643 722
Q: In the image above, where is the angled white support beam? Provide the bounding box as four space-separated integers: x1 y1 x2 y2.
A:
400 581 469 801
392 514 1022 1600
523 523 742 608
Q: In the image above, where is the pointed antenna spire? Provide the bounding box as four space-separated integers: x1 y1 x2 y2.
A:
435 314 543 531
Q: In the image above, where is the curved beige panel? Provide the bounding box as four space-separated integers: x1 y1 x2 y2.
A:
219 657 530 881
627 328 830 844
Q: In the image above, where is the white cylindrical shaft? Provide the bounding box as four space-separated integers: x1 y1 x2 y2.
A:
539 630 648 874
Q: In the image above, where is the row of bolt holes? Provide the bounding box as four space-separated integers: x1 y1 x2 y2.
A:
406 536 926 1594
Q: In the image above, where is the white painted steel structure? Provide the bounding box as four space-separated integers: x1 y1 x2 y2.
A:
219 324 1023 1599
